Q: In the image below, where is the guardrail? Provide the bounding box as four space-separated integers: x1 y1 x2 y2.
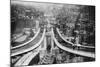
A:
11 28 46 56
11 28 40 49
52 28 95 58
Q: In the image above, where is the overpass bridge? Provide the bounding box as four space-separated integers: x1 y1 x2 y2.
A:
52 28 95 58
11 27 95 66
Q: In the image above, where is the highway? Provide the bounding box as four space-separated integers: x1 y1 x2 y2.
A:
56 28 95 49
11 28 46 56
15 47 40 66
12 27 95 66
52 28 95 58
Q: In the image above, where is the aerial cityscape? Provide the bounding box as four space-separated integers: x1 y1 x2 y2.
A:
11 0 95 67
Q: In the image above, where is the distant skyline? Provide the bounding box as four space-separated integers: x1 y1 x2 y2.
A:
11 0 80 15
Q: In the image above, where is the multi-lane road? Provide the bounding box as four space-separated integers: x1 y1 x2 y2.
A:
11 23 95 66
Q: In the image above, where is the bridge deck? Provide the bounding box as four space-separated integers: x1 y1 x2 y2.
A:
52 28 95 58
11 28 45 56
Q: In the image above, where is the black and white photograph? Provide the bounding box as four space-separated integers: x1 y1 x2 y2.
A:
11 0 95 67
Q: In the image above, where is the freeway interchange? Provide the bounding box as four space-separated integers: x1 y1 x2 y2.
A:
11 27 95 66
